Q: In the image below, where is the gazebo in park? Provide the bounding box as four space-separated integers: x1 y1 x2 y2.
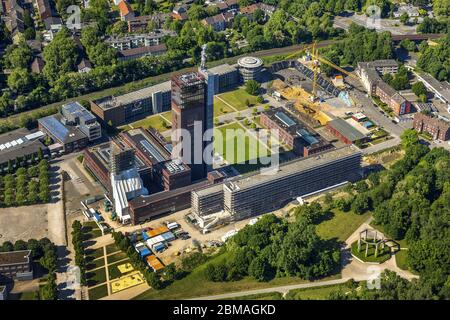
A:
357 228 387 258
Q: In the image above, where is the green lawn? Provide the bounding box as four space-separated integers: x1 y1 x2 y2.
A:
126 114 171 133
285 283 347 300
86 256 106 271
88 284 108 300
224 292 283 300
213 122 270 165
86 267 107 287
217 88 259 111
135 251 340 300
105 243 120 255
18 291 39 300
316 210 371 242
107 251 128 265
108 259 132 280
351 241 391 263
214 97 235 117
395 250 409 271
85 247 104 259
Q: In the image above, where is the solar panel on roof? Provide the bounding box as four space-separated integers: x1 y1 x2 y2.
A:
275 111 296 127
40 116 69 142
140 139 166 163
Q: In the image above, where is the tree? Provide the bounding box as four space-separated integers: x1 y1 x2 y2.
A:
351 193 370 214
43 27 79 83
401 129 419 150
400 12 409 25
412 82 427 98
248 256 272 281
245 80 261 96
145 270 163 289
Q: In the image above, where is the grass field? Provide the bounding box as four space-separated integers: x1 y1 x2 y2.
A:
214 97 235 117
86 256 105 271
217 88 259 110
135 251 340 300
316 210 371 242
225 292 283 300
126 114 171 132
107 251 128 265
213 122 270 165
88 284 108 300
285 283 346 300
351 241 391 263
105 243 120 255
395 250 409 270
18 291 39 300
85 247 104 260
87 267 107 287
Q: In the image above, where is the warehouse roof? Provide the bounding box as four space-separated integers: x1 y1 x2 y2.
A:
328 118 367 142
224 145 360 190
0 128 47 164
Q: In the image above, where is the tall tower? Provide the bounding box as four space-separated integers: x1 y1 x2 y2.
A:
171 72 208 181
198 44 215 172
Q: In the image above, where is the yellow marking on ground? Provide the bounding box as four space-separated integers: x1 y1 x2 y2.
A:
110 271 145 294
117 263 134 274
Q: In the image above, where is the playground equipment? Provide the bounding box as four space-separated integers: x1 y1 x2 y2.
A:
357 229 387 258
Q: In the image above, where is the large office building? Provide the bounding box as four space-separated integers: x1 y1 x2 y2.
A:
90 81 171 126
260 108 333 156
0 128 49 173
208 64 239 93
83 128 191 194
223 146 361 220
358 60 410 115
171 72 210 181
0 250 33 281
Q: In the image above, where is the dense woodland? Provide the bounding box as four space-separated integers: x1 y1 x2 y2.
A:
206 212 340 282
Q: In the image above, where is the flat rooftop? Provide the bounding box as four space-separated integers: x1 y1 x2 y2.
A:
0 128 47 164
123 128 171 165
417 72 450 102
224 145 360 190
328 118 367 142
209 63 237 75
0 250 31 265
94 81 171 110
263 108 330 148
38 114 87 144
192 182 224 197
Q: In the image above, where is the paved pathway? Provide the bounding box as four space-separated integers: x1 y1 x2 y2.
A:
189 278 349 300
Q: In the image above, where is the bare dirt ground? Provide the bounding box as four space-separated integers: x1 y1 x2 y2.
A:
0 204 49 243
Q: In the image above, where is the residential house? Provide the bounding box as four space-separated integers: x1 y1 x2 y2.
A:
118 0 134 22
77 58 92 73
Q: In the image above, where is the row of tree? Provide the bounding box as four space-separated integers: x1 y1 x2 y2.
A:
0 159 50 207
71 221 87 286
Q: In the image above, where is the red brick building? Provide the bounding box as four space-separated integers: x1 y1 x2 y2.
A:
413 113 450 141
